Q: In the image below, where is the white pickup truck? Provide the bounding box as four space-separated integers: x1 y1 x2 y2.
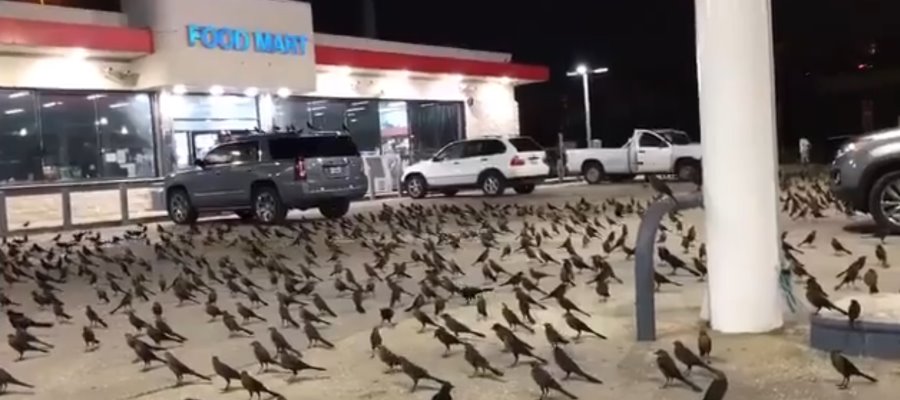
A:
565 129 702 184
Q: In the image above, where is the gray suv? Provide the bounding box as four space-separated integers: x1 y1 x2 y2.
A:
164 132 368 224
832 128 900 231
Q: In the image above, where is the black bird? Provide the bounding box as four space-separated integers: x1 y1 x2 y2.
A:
0 367 33 392
563 312 607 340
279 351 326 376
530 362 578 399
211 356 241 391
398 356 448 392
648 174 677 204
552 346 602 383
380 308 395 325
462 343 503 377
240 371 283 399
672 340 714 375
830 350 877 389
654 349 702 392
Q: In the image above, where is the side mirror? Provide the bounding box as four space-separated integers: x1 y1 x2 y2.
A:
432 157 442 163
194 158 206 168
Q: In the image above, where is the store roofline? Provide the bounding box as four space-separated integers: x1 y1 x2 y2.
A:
0 16 549 83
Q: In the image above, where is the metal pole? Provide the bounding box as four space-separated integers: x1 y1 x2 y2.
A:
0 191 7 236
61 189 72 230
581 73 592 148
557 132 565 182
634 191 704 341
119 183 130 224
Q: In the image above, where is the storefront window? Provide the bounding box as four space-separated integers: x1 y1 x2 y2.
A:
0 90 41 183
379 101 410 157
0 89 155 185
272 97 462 159
408 101 463 161
167 94 259 170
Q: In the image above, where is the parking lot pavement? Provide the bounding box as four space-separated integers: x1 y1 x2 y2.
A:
2 179 899 400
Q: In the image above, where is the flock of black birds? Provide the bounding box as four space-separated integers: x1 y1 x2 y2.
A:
0 170 891 400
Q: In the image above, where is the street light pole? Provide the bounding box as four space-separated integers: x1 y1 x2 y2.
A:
567 65 609 148
580 72 592 148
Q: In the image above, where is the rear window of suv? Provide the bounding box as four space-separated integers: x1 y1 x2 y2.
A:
269 136 360 159
508 137 543 152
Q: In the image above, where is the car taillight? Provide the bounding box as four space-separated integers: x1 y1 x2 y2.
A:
294 158 307 180
510 155 526 166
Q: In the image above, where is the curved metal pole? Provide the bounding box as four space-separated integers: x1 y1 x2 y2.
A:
634 191 704 341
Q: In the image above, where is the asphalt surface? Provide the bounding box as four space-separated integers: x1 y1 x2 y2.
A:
1 179 898 400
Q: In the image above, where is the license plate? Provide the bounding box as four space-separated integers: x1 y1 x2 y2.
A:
327 166 343 174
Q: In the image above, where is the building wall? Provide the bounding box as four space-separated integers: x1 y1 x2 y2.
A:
310 69 519 137
0 55 131 89
121 0 317 93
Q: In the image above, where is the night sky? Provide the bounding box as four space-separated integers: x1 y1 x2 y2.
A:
311 0 900 162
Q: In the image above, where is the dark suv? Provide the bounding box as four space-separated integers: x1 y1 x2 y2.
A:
164 132 368 224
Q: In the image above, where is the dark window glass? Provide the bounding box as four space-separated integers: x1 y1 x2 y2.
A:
462 141 485 158
434 142 465 161
483 140 507 155
39 92 155 181
273 98 379 153
639 133 668 147
204 142 258 165
408 101 463 160
658 131 691 145
0 90 41 183
509 137 543 152
269 136 359 159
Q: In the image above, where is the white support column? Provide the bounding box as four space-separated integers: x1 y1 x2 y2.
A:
696 0 783 332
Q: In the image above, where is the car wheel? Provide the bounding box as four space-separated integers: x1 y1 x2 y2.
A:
514 184 536 194
319 199 350 219
235 210 254 221
676 161 701 182
441 189 459 197
252 186 287 224
166 188 198 225
583 162 605 184
405 175 428 199
480 171 507 196
869 170 900 232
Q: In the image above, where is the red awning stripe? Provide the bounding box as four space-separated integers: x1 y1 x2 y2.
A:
0 17 548 81
315 45 549 81
0 17 153 53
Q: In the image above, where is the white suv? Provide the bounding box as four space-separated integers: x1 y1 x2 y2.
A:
403 136 549 198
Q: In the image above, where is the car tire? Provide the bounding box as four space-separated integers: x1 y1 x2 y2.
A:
235 210 254 221
252 185 287 224
319 199 351 219
405 175 428 199
166 188 198 225
514 184 536 194
675 160 701 182
480 171 507 197
441 189 459 197
868 170 900 232
583 162 605 184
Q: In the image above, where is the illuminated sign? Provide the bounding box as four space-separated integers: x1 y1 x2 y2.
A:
186 24 309 56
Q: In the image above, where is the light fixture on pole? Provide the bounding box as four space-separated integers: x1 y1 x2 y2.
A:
567 65 609 148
